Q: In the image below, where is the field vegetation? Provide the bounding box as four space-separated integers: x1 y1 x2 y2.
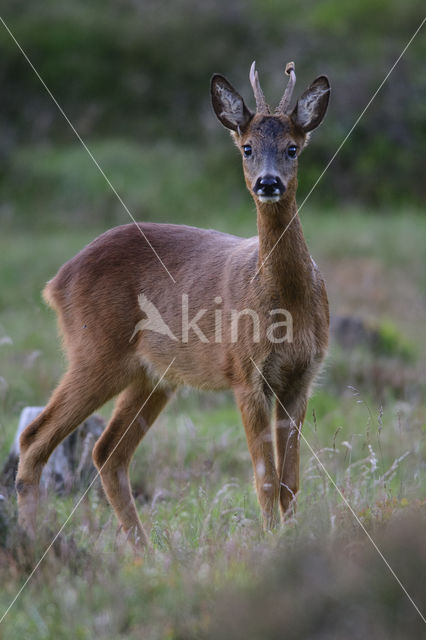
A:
0 1 425 637
1 206 425 637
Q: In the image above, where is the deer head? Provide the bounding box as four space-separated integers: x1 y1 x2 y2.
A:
211 62 330 204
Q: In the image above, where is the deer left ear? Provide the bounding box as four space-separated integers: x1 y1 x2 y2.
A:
291 76 330 133
211 74 253 133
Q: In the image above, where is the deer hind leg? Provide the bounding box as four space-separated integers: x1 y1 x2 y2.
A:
92 375 171 550
235 387 279 530
16 365 123 536
275 395 307 520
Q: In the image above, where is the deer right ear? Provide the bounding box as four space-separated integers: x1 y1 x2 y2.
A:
211 74 253 133
291 76 330 133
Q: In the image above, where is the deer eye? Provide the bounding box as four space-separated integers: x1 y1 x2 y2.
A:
243 144 252 158
287 145 297 158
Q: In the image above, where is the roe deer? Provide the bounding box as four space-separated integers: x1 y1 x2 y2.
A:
16 61 330 548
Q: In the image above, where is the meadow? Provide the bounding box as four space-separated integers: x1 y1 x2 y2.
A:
0 161 425 636
0 2 425 633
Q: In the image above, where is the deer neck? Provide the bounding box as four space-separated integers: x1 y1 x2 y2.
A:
255 196 312 301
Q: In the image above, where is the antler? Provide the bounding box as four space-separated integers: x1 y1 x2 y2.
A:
249 61 270 114
275 61 296 114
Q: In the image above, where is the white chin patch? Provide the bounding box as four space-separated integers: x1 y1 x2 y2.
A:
258 195 281 204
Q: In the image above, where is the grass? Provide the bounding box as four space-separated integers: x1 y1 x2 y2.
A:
0 390 424 637
0 140 248 234
0 203 425 637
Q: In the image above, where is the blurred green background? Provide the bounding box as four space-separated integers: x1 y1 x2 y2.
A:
0 0 425 231
0 3 425 638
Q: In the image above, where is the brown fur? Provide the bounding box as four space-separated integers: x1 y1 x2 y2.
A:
16 65 330 547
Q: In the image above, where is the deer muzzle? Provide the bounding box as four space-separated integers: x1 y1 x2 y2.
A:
253 175 286 203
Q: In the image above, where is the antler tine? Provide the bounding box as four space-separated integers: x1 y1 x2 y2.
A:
276 61 296 114
249 61 270 114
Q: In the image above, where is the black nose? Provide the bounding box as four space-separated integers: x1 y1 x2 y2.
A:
254 175 285 198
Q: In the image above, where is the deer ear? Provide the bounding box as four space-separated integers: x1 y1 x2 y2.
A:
211 74 253 133
291 76 330 133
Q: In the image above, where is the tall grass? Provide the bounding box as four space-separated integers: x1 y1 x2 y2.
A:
0 210 425 637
